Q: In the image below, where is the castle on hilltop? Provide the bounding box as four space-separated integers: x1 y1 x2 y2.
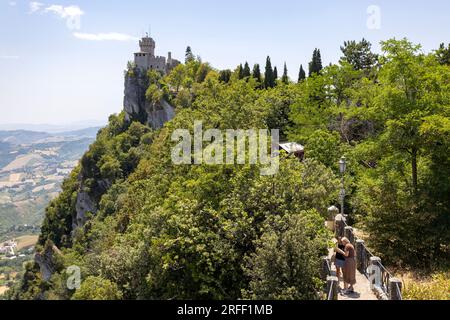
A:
134 34 180 74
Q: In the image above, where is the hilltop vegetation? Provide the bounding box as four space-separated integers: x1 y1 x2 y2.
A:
8 38 450 300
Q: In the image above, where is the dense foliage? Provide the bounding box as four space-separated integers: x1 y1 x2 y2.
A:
10 39 450 300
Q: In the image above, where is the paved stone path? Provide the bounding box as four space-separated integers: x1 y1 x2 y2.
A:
328 249 378 301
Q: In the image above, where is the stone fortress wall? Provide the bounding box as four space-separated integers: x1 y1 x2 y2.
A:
134 34 180 74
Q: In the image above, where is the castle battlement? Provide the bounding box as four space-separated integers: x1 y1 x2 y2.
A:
133 34 180 74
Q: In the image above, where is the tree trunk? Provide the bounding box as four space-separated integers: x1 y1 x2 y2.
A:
411 148 418 195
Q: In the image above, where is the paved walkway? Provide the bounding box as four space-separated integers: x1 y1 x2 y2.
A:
328 249 378 301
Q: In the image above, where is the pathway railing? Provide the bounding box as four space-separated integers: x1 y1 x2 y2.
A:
320 255 339 300
333 214 403 300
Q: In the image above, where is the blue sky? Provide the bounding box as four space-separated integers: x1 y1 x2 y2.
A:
0 0 449 126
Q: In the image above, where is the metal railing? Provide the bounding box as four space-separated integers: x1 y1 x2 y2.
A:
335 216 402 300
327 280 335 300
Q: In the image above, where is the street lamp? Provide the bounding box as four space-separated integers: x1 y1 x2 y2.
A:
339 156 347 217
327 205 339 231
339 156 347 175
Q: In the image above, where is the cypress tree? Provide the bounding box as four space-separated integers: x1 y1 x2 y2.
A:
308 48 323 76
298 64 306 82
243 62 251 78
436 43 450 65
219 69 232 83
281 62 289 84
316 49 323 72
252 64 262 83
185 46 194 63
273 66 278 81
264 56 275 89
237 64 244 79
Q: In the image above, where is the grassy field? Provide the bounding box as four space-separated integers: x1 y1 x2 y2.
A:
15 235 39 250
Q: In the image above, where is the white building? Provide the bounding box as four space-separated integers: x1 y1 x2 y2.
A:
134 34 180 74
279 142 305 160
0 240 17 257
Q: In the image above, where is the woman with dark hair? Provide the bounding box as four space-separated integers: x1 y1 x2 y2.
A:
334 237 346 288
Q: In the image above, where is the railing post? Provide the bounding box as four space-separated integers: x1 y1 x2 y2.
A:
344 226 355 245
369 256 382 289
334 214 345 238
356 239 365 274
326 276 339 300
389 278 403 300
321 256 330 281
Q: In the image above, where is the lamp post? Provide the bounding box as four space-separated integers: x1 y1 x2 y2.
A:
328 205 339 220
327 205 339 231
339 156 347 217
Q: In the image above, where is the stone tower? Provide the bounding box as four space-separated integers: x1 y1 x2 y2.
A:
139 34 155 56
133 34 180 74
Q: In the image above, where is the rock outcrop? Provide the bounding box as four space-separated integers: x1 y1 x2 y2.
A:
35 243 62 282
70 69 175 232
124 68 175 129
73 190 96 229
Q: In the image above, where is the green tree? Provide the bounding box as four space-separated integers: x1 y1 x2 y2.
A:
237 64 244 79
166 64 185 93
304 130 341 168
264 56 275 88
72 276 123 300
353 39 450 267
308 48 323 76
298 64 306 82
435 43 450 65
243 211 329 300
340 38 378 71
252 64 262 84
219 69 232 83
185 46 194 63
281 63 289 84
243 62 251 78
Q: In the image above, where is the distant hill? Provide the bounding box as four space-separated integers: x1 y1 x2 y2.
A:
0 121 106 133
58 127 101 138
0 128 99 237
0 130 51 146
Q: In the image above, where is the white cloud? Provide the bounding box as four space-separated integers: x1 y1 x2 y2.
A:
73 32 138 42
44 5 84 19
28 3 84 19
29 1 43 13
28 3 84 30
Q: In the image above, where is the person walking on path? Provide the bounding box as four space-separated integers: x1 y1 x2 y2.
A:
335 237 356 294
334 237 346 289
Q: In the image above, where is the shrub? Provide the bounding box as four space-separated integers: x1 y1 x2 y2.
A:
403 273 450 300
72 276 123 300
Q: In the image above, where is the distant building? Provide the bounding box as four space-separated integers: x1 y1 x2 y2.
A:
0 241 17 257
134 34 180 74
279 142 305 160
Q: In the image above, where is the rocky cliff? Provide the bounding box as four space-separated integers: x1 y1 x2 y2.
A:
124 68 175 129
33 66 176 283
71 68 176 232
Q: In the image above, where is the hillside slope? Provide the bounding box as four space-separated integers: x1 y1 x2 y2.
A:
8 59 336 300
9 39 450 300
